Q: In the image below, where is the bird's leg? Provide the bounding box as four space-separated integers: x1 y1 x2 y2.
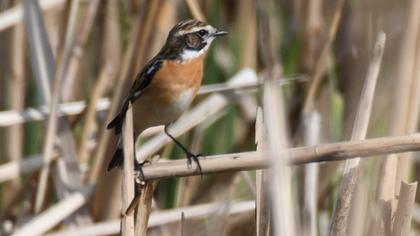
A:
133 131 149 184
164 125 203 176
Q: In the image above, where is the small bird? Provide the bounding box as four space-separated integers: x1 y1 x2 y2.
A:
106 19 227 176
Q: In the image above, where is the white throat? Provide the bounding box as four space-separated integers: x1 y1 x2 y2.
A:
180 38 213 61
180 48 206 61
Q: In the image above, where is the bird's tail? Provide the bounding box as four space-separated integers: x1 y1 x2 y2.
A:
107 138 124 171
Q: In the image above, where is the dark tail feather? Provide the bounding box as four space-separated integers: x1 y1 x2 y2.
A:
107 114 124 135
107 99 130 135
107 148 124 171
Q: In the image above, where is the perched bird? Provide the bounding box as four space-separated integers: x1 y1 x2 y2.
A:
106 19 227 175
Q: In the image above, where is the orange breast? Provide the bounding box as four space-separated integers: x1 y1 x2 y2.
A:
148 55 205 104
131 56 206 133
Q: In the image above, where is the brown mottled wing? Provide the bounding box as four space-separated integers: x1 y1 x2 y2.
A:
106 57 163 135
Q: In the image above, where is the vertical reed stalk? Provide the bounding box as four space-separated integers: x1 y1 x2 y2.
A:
121 104 135 236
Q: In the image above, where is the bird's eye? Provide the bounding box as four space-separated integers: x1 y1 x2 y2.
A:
197 29 208 37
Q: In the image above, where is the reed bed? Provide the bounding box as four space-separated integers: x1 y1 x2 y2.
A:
0 0 420 235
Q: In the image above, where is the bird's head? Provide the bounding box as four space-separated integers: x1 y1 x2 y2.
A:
162 19 228 61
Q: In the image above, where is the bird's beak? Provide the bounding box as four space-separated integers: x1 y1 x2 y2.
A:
213 30 228 37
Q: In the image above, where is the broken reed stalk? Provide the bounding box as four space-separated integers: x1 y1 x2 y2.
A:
134 182 155 235
392 0 420 191
121 104 135 236
392 181 417 236
329 32 385 236
376 3 420 230
139 133 420 180
371 10 420 236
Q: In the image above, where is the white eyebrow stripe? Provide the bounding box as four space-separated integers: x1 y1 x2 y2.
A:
175 25 213 36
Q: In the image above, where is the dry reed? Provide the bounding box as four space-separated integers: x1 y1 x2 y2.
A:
1 1 420 235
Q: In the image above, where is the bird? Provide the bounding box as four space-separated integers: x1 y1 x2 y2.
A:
106 19 228 177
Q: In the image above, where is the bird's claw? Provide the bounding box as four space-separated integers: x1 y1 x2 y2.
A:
186 152 203 177
134 160 151 185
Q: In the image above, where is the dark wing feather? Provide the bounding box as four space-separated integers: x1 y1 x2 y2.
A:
107 58 163 135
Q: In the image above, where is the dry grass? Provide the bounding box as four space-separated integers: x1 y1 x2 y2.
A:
0 1 420 235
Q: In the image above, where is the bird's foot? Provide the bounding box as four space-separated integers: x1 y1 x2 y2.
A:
134 160 151 185
185 152 204 177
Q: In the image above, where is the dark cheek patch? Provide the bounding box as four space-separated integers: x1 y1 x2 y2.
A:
186 34 206 51
186 34 200 48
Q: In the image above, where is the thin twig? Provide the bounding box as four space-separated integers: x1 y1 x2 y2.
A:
0 76 304 127
0 154 57 183
0 98 110 127
0 139 96 183
46 200 255 236
302 0 345 113
198 76 305 94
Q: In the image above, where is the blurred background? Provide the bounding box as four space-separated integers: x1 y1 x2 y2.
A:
0 0 419 235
